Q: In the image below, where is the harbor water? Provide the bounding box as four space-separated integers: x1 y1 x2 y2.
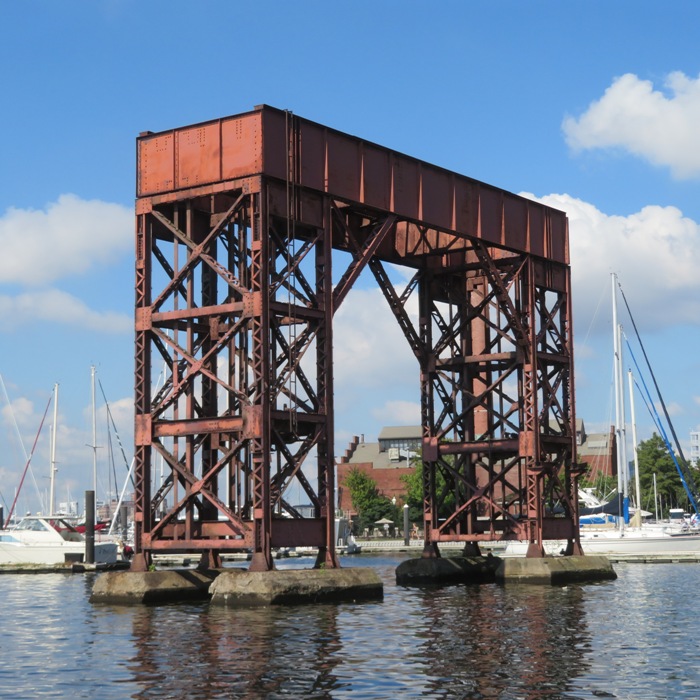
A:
1 554 698 699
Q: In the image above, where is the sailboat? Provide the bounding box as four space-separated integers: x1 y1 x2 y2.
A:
506 273 700 557
0 383 119 566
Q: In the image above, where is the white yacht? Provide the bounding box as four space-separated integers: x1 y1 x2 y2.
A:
0 516 118 566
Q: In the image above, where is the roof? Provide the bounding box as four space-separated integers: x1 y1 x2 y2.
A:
344 441 414 470
579 432 612 456
377 426 422 441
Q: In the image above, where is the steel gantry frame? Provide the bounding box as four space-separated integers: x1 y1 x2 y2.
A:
132 105 582 571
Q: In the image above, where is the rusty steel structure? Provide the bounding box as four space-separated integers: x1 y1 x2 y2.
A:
133 105 582 572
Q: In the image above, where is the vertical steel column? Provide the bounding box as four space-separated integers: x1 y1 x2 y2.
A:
249 189 274 572
522 257 544 557
419 268 440 558
133 207 153 572
314 199 340 569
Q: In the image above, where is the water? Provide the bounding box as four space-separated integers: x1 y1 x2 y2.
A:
0 556 698 699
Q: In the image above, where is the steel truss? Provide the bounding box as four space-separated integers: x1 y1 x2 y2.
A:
372 242 583 557
133 179 399 570
134 106 582 569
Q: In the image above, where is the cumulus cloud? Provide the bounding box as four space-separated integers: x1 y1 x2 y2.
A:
0 194 132 285
520 192 700 335
333 285 419 392
0 288 131 333
562 71 700 179
371 400 420 426
1 395 36 433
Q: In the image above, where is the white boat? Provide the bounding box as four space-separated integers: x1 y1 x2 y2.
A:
0 516 118 566
505 525 700 557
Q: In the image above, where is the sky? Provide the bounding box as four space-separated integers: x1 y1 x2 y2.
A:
1 1 699 515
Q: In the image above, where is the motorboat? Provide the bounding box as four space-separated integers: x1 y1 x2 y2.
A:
0 516 119 566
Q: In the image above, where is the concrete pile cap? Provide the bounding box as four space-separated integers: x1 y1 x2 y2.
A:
90 569 220 604
210 567 383 606
497 555 617 585
396 555 617 586
396 555 500 585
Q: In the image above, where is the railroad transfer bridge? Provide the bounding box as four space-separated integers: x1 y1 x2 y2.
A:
131 104 583 572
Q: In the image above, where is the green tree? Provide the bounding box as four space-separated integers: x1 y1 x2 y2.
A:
636 433 687 515
400 464 423 525
400 453 456 524
344 467 394 534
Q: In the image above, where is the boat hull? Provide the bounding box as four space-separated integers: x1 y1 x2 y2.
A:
0 540 118 565
505 529 700 557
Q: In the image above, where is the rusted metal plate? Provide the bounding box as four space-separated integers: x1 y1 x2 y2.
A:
137 104 568 262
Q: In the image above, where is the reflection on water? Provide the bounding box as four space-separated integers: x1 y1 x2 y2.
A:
0 559 700 698
413 582 591 698
127 598 346 698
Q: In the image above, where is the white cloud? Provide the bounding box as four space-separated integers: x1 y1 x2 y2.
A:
0 288 131 333
520 192 700 335
563 71 700 179
371 400 420 426
334 286 419 391
656 401 683 418
1 395 35 433
0 194 132 286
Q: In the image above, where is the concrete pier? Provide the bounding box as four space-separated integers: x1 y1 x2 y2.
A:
396 555 616 586
90 569 220 604
90 567 383 606
395 555 501 586
496 555 617 584
209 568 383 606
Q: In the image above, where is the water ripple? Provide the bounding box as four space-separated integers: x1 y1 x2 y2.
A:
0 559 699 698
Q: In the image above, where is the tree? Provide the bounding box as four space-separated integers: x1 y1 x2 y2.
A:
400 452 455 524
636 433 687 515
400 464 423 525
344 467 394 534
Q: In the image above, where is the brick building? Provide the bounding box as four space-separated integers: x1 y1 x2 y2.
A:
576 420 617 483
336 421 617 515
336 426 421 515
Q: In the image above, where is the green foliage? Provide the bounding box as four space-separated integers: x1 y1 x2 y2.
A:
344 467 395 534
400 455 455 522
400 466 423 524
636 433 690 515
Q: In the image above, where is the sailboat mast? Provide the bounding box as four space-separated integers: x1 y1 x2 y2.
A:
49 383 58 517
628 369 643 524
91 365 98 514
612 273 629 525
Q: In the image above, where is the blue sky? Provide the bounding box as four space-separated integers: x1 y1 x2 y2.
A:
1 1 699 514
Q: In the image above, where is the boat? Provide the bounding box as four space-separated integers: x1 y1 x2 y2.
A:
0 515 118 566
507 273 700 557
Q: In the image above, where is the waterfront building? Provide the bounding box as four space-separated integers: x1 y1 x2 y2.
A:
577 420 617 483
336 426 421 515
691 430 700 467
337 421 617 515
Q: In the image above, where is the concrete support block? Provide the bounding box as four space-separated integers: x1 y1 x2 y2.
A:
396 555 616 586
210 567 383 606
496 555 617 584
90 569 221 604
396 555 501 585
